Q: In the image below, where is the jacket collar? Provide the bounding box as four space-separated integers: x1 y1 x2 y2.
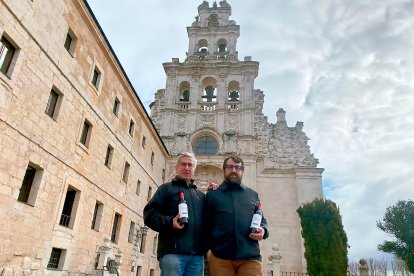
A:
220 179 246 191
172 176 197 188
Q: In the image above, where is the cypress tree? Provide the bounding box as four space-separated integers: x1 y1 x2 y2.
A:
297 198 348 276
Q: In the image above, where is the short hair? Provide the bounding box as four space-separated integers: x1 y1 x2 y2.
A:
176 152 197 167
222 156 244 170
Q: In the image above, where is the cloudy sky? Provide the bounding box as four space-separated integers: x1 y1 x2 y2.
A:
87 0 414 262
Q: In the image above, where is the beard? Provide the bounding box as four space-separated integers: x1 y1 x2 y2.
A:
225 173 242 184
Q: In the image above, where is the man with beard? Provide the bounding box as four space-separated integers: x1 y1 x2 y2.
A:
205 156 269 276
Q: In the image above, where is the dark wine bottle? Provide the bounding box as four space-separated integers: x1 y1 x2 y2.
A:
178 192 188 224
250 202 262 233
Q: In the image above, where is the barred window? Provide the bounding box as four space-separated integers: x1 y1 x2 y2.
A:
47 248 63 269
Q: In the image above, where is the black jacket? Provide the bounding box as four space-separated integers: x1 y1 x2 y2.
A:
143 177 205 259
205 180 269 261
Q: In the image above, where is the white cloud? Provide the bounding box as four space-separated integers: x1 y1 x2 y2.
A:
88 0 414 262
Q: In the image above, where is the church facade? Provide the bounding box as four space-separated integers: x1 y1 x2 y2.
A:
150 1 324 273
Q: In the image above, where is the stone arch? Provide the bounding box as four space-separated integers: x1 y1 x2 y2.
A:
197 39 208 53
217 38 227 52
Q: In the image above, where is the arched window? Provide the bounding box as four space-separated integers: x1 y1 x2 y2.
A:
193 136 219 155
179 81 191 102
228 81 240 101
197 39 208 53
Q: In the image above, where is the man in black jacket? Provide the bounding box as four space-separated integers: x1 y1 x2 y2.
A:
205 156 269 276
144 152 205 276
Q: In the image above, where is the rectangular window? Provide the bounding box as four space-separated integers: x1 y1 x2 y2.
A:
91 201 103 231
80 120 92 147
150 152 155 165
141 136 146 148
136 266 142 276
18 165 35 203
47 247 66 270
128 119 135 137
0 36 16 76
147 186 152 202
18 163 43 206
110 212 122 243
104 145 114 168
128 221 136 243
140 232 146 253
64 28 76 55
113 98 120 116
94 253 100 269
91 66 101 89
152 235 158 254
59 186 80 229
162 169 165 181
136 180 141 195
149 269 154 276
45 88 62 120
122 162 130 183
45 89 59 118
64 33 72 52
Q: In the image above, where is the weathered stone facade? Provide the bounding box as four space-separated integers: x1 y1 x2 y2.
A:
150 1 324 273
0 0 167 275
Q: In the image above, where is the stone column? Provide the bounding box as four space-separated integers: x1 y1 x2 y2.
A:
268 244 282 276
359 259 369 276
96 237 112 269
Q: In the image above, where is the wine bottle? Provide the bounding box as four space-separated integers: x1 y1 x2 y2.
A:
250 202 262 233
178 192 189 225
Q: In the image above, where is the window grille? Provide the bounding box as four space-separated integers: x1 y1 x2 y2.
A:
47 248 62 269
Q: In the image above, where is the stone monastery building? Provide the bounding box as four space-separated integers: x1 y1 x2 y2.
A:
0 0 323 275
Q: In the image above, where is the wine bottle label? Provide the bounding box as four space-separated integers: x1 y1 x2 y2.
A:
250 214 262 228
178 203 188 218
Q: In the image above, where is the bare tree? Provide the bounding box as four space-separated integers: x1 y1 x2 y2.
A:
348 260 359 276
391 256 414 276
377 258 388 276
367 257 382 276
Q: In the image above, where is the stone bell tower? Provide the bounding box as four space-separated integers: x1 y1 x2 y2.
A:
150 1 324 273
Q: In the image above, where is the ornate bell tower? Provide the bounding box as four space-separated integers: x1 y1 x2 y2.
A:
151 0 261 190
150 1 324 273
